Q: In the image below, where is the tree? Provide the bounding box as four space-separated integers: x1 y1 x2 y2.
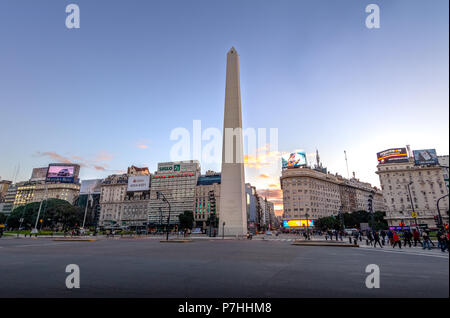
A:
315 216 340 231
6 199 84 230
0 213 6 224
178 211 194 230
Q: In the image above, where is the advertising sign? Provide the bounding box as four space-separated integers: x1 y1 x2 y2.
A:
413 149 439 165
80 179 102 194
127 175 150 192
376 148 408 164
282 152 307 169
283 219 314 227
46 165 76 183
30 167 48 182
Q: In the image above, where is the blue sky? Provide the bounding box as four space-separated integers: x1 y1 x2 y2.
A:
0 0 448 210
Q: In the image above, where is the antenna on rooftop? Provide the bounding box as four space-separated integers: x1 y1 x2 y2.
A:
344 151 350 179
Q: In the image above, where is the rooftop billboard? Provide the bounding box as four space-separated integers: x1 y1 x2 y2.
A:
413 149 439 166
127 175 150 192
282 152 307 169
46 164 79 183
80 179 102 194
377 148 408 164
30 167 48 182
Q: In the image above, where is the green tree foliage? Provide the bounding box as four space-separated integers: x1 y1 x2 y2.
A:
178 210 194 230
6 199 84 230
315 210 388 231
315 216 340 231
0 212 6 224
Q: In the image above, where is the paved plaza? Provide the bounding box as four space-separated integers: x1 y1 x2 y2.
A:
0 237 448 298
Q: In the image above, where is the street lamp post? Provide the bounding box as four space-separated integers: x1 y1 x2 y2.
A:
81 190 91 231
406 182 419 231
156 191 171 241
32 184 48 234
436 194 449 230
305 213 310 240
222 222 225 239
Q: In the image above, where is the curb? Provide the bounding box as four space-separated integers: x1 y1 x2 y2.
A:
292 241 359 247
53 239 97 242
160 240 193 243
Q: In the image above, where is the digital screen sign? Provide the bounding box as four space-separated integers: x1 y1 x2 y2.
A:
283 219 314 227
377 148 408 164
282 152 307 169
413 149 439 166
46 165 76 183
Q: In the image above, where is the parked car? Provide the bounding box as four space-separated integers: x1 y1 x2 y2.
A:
57 168 71 176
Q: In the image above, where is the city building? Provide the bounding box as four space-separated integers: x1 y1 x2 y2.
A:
98 174 128 227
148 161 200 227
33 182 80 205
0 179 12 202
128 165 150 176
122 169 151 229
438 155 449 192
376 148 449 228
245 183 258 233
281 158 384 223
195 171 221 231
13 182 37 208
1 183 19 215
281 167 342 220
257 195 275 230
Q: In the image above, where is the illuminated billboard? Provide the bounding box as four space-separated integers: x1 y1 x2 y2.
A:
376 148 408 164
127 175 150 192
283 219 314 227
413 149 439 166
46 164 79 183
282 152 307 169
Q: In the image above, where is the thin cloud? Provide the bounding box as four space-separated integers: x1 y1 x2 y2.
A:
95 150 114 162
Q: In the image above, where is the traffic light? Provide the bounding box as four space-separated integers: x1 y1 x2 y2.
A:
434 215 441 226
367 194 373 212
209 190 216 214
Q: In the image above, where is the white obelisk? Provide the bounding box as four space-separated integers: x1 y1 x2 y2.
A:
218 47 247 237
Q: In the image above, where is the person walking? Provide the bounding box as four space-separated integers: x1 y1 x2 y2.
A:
373 231 383 248
439 231 448 252
387 230 394 246
422 231 431 250
412 229 422 247
392 231 402 248
403 230 412 248
380 230 386 245
367 231 374 246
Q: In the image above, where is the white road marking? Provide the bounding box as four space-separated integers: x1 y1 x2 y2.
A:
356 247 449 259
6 242 76 248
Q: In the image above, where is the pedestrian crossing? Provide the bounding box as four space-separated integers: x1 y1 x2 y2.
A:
357 245 449 259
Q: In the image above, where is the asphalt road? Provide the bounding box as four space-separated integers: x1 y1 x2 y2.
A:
0 237 448 298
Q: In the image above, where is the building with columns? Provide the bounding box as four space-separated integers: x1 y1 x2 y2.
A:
376 157 449 228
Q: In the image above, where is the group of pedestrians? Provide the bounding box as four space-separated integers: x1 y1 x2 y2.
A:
363 228 449 252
